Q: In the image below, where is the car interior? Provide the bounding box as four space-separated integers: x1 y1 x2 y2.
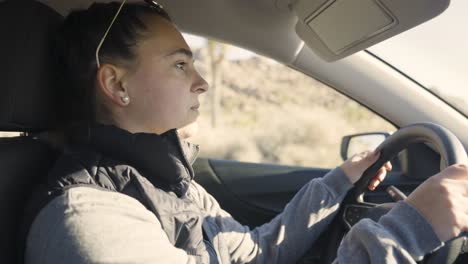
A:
1 0 467 263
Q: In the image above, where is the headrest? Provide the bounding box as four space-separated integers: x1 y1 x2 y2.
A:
0 0 63 132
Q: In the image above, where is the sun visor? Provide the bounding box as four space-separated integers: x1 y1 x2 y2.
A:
293 0 450 62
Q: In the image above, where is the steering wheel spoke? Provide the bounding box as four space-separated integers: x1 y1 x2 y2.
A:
343 203 376 229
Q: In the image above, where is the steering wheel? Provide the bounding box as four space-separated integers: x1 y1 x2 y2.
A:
323 123 468 264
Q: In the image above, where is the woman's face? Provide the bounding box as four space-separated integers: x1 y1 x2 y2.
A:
120 15 208 134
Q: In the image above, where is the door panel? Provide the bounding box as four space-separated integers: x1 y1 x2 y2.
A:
207 160 330 212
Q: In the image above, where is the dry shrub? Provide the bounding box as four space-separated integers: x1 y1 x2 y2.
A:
190 125 263 163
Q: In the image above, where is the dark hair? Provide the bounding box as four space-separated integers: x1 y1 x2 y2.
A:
55 2 172 125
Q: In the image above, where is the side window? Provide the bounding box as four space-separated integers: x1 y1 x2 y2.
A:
185 35 396 168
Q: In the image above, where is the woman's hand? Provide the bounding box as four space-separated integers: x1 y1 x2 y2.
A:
340 150 392 190
406 164 468 242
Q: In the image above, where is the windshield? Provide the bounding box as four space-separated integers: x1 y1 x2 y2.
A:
368 0 468 116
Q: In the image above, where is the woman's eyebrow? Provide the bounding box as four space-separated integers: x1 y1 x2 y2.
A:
164 48 193 59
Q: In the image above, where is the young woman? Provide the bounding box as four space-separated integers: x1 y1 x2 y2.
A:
24 1 468 263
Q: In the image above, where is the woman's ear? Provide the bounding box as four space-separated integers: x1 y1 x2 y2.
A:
96 64 130 107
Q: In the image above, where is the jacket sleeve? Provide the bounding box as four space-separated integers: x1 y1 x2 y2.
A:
189 168 443 264
334 201 443 263
25 187 199 264
189 167 354 263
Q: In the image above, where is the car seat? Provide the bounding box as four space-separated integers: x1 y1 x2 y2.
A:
0 0 63 263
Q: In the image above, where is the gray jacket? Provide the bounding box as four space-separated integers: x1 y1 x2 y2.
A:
24 124 443 263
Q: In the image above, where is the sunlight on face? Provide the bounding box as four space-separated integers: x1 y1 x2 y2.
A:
122 16 208 134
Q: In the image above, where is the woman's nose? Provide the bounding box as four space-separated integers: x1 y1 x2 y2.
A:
192 72 209 94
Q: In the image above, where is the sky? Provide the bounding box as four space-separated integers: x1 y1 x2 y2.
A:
184 0 467 113
368 0 468 103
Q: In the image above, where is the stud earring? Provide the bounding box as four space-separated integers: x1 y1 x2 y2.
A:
121 95 130 104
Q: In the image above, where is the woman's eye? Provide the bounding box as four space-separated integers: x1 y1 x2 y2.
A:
175 62 187 71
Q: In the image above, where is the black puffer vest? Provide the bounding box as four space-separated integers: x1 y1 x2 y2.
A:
24 123 220 263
